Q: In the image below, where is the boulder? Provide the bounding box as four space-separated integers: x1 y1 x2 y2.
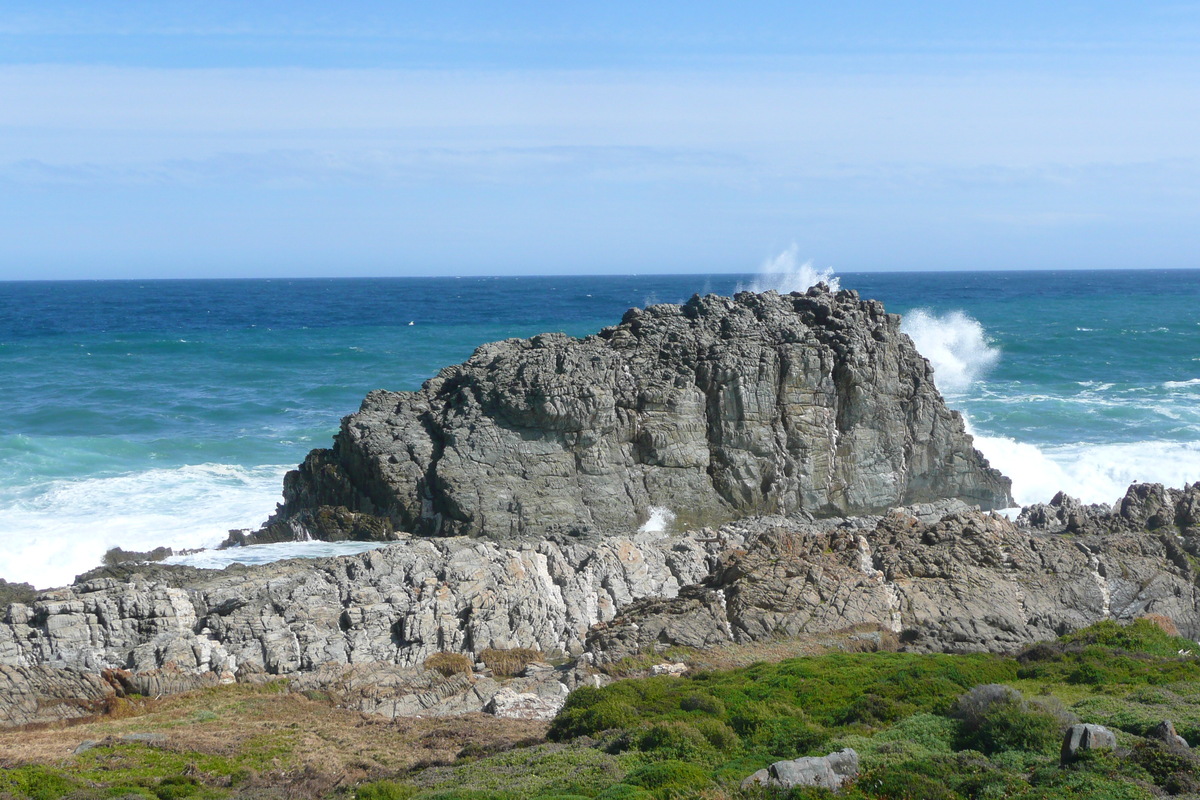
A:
1151 720 1191 751
1061 723 1117 764
743 748 859 791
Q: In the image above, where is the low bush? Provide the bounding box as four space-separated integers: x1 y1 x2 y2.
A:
954 685 1060 756
623 759 710 795
634 721 719 763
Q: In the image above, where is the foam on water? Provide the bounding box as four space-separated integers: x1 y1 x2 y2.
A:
971 435 1200 507
638 506 677 533
0 463 288 588
901 309 1001 394
165 540 391 570
739 245 840 294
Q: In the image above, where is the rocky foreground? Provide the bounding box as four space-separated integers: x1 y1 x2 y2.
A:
2 482 1197 728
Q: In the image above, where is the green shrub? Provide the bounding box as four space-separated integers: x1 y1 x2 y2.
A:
153 776 200 800
1127 741 1200 793
623 760 709 794
0 766 80 800
592 785 654 800
753 714 829 760
414 791 518 800
689 717 740 753
954 685 1060 756
679 693 725 716
634 722 717 763
960 700 1059 756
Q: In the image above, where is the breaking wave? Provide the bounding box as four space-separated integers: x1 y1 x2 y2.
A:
739 245 840 294
0 463 288 588
901 309 1001 395
971 435 1200 507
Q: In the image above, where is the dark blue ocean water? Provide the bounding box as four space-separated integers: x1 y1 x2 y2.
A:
2 269 1199 586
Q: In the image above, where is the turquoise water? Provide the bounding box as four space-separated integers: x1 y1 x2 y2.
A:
2 269 1199 586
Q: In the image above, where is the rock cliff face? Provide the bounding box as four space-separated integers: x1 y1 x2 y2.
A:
261 288 1011 543
3 485 1197 728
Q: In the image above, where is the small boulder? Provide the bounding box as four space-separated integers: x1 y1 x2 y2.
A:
1061 723 1116 764
1151 720 1190 751
650 662 688 677
484 685 568 721
742 748 859 792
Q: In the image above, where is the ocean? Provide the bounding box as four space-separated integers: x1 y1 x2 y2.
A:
2 268 1199 588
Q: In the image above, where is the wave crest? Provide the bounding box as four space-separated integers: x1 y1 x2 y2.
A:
902 309 1000 394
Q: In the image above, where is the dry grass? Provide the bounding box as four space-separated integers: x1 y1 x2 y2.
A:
479 647 543 677
423 652 474 678
0 682 547 784
1140 613 1181 636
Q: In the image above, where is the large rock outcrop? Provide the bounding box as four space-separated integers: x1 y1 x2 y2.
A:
260 288 1011 543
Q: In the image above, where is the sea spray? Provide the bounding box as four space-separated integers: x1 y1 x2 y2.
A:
901 309 1001 394
739 245 840 294
638 506 677 533
971 435 1200 507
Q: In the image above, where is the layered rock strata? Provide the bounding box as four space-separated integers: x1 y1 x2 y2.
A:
3 484 1198 728
257 288 1011 544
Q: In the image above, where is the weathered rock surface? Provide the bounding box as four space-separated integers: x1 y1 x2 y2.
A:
588 486 1200 661
0 530 717 725
743 748 860 791
4 485 1199 728
258 288 1010 545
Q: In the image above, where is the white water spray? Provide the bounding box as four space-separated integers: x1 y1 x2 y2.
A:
901 309 1000 395
740 245 840 294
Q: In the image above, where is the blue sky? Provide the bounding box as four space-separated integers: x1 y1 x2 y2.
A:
1 2 1199 278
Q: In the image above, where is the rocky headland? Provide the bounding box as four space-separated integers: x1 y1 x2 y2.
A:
248 286 1011 545
3 287 1197 739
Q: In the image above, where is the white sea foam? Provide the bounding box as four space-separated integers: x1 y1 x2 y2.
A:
165 540 390 570
0 463 288 588
1164 378 1200 388
901 309 1001 394
739 244 840 294
639 506 676 533
970 434 1200 507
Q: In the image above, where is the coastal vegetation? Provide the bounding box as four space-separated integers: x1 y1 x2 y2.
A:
5 619 1200 799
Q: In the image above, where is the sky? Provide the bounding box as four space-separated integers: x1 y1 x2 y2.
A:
1 2 1199 279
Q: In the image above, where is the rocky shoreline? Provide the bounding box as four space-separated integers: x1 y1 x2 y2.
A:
3 482 1198 729
3 288 1196 736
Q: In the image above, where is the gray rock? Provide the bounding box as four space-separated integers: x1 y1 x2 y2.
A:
743 748 859 791
649 662 688 677
1061 723 1116 764
1151 719 1190 751
72 740 100 755
485 683 569 721
261 288 1011 545
589 505 1200 661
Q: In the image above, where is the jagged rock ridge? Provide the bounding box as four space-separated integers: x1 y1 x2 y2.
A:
263 287 1011 542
